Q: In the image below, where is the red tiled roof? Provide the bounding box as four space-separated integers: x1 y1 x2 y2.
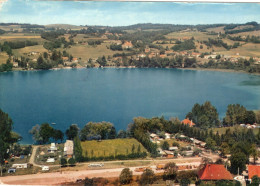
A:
181 119 195 127
248 165 260 179
198 164 233 180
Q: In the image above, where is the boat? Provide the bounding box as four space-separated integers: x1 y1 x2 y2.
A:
51 123 56 125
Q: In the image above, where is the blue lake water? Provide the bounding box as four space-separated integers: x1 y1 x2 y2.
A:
0 68 260 144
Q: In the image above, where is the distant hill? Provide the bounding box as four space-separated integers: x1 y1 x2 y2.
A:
45 24 87 30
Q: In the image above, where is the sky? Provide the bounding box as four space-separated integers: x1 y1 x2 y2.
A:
0 0 260 26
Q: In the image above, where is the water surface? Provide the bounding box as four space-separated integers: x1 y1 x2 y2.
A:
0 68 259 144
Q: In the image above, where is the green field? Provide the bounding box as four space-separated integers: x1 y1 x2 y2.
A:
166 30 218 41
211 125 259 135
0 52 9 64
66 43 124 61
81 138 147 158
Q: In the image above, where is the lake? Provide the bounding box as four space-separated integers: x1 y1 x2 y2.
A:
0 68 259 144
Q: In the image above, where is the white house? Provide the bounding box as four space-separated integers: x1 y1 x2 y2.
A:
12 163 27 169
64 140 74 158
169 147 178 151
46 158 55 163
165 133 171 139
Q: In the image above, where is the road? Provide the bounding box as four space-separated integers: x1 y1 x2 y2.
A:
0 145 219 185
0 161 202 185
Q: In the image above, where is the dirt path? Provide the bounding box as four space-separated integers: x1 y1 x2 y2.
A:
29 145 40 167
1 161 201 185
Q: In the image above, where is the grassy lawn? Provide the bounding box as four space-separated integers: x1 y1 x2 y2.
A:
81 138 147 158
211 125 259 135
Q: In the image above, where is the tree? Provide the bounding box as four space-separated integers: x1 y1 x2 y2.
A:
186 101 219 129
60 158 67 167
73 136 83 162
68 158 76 166
180 178 191 186
250 144 258 164
65 124 79 140
205 137 217 151
29 124 43 144
230 152 247 174
53 129 64 143
0 109 14 176
163 162 177 180
139 169 156 185
223 104 247 126
250 175 260 186
161 141 170 150
119 168 133 185
117 130 127 138
39 123 54 144
246 111 256 124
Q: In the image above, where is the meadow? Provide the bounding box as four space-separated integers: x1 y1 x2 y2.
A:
81 138 147 158
212 125 259 135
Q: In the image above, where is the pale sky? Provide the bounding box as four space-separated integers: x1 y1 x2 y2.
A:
0 0 260 26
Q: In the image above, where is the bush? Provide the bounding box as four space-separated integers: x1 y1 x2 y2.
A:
139 169 156 185
119 168 133 185
68 158 76 166
60 158 67 167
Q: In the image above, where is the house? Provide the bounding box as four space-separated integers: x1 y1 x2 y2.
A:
138 53 146 58
62 57 69 62
156 164 165 170
198 164 233 180
72 58 78 63
13 62 18 67
64 140 74 158
46 158 55 163
48 143 57 153
248 165 260 180
169 146 178 151
12 163 28 169
165 133 171 139
145 48 150 53
122 41 133 49
181 119 195 127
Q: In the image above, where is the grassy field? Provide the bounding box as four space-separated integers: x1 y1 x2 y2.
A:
66 43 124 61
211 125 259 135
0 52 9 64
13 45 47 58
166 31 218 41
206 26 225 33
81 138 147 158
217 43 260 57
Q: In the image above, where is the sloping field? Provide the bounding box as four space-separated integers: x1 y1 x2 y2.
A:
66 43 124 61
12 45 47 57
219 43 260 57
0 52 9 64
166 31 218 41
212 125 259 135
81 138 147 158
232 30 260 37
206 26 225 33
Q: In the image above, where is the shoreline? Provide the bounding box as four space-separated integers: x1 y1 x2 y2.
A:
179 67 260 76
5 66 260 76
